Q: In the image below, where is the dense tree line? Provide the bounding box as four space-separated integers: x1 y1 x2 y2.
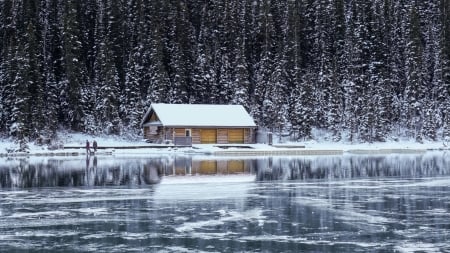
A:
1 0 449 148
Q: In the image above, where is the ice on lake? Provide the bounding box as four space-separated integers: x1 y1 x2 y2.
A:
0 153 450 252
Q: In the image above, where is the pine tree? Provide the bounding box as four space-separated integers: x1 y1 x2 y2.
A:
9 35 32 150
0 0 14 134
39 0 63 139
165 1 194 103
61 0 87 131
93 0 122 135
252 0 277 128
405 3 426 141
289 73 314 140
227 1 250 108
191 5 215 104
327 0 346 141
264 55 289 133
21 0 46 140
439 0 450 141
0 0 449 143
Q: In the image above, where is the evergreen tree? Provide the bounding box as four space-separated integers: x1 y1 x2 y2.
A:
9 35 32 150
191 5 215 104
227 1 250 108
439 0 450 140
165 1 194 103
289 73 314 140
93 0 122 134
252 0 277 127
60 0 87 131
40 0 63 139
405 3 426 141
0 0 449 143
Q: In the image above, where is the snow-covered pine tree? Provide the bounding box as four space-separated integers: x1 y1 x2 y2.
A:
227 1 250 108
61 0 87 131
212 0 231 104
265 54 289 134
363 0 391 142
191 2 215 104
442 0 450 96
289 73 314 140
165 1 194 103
93 0 122 135
327 0 346 141
120 0 146 131
40 0 63 139
440 0 450 141
404 3 426 141
252 0 277 128
9 33 32 150
146 26 170 105
0 0 15 134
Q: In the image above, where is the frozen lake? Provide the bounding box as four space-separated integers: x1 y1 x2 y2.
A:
1 153 450 252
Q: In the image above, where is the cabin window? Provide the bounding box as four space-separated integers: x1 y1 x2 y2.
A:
185 129 192 137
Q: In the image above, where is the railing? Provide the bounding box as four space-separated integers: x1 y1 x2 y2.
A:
174 137 192 146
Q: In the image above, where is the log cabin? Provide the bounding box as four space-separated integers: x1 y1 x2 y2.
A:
141 103 257 145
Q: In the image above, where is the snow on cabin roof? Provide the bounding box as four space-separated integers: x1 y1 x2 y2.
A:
142 103 256 128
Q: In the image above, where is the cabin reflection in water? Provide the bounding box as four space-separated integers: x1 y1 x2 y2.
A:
2 154 450 189
162 157 253 176
0 157 257 188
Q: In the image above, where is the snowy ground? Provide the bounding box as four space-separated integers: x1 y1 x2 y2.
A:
0 130 448 157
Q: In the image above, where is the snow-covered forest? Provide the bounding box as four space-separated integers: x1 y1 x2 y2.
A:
1 0 450 145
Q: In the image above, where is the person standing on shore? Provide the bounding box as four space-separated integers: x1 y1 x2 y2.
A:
93 140 98 153
86 140 90 155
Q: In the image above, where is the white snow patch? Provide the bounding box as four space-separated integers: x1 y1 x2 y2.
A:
160 174 255 185
154 180 255 201
176 209 266 233
75 207 109 215
9 211 70 218
1 129 449 157
395 242 441 253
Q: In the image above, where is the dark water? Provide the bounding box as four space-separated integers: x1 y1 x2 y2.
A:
0 153 450 252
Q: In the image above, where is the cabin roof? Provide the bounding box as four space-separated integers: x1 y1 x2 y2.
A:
142 103 256 128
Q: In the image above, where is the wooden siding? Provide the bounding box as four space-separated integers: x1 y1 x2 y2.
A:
217 129 228 144
164 128 174 141
192 129 201 144
149 112 159 122
143 126 163 143
228 129 244 143
217 160 228 173
168 159 251 175
192 160 217 174
174 128 185 137
200 129 217 143
228 160 245 173
144 127 150 139
145 127 255 144
244 128 253 144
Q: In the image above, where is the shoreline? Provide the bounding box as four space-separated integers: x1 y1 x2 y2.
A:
2 132 449 157
1 144 448 158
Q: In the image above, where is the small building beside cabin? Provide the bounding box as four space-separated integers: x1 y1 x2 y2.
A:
141 103 257 145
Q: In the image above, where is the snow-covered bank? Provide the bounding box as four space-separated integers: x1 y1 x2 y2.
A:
1 132 449 157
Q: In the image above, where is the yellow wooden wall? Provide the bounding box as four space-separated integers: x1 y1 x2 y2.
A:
200 129 217 143
228 129 244 143
161 127 254 144
191 160 247 174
